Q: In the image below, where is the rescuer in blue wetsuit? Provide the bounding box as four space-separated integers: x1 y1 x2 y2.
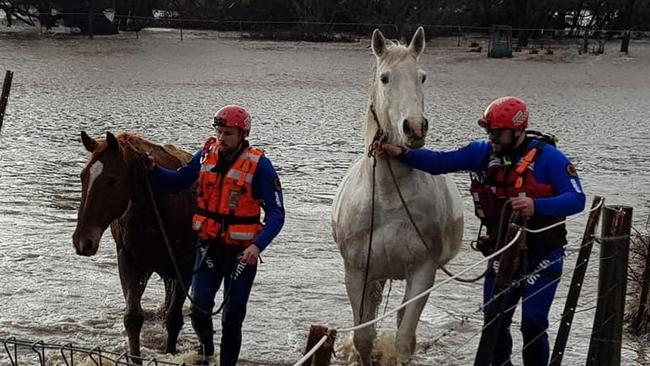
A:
148 105 285 366
374 96 585 366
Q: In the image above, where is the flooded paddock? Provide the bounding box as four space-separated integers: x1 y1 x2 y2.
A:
1 28 650 365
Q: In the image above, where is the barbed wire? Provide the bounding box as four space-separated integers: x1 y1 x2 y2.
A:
439 238 598 365
437 223 630 365
293 202 605 364
1 337 199 366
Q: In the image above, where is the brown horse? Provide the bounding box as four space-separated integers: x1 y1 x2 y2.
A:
72 131 196 361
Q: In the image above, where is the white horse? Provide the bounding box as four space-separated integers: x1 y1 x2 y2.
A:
332 27 464 365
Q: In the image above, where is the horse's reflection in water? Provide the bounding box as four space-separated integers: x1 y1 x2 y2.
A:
73 131 195 362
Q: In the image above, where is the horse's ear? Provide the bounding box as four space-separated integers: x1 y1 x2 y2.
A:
81 131 98 152
106 132 120 153
408 26 426 58
371 29 387 58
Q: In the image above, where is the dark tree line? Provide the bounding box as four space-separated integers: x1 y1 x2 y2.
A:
2 0 650 41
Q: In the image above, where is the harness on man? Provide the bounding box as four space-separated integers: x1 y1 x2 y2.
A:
470 132 565 257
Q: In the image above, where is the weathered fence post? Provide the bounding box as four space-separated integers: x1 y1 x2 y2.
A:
632 231 650 333
550 196 604 366
300 325 337 366
586 205 633 366
0 70 14 136
87 1 93 39
620 30 631 53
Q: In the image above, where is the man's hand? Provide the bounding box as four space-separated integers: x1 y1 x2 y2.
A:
510 197 535 217
372 142 405 160
240 244 260 266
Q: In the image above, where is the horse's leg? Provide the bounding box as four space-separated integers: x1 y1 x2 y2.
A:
345 267 385 366
395 260 436 365
164 276 189 354
118 251 146 364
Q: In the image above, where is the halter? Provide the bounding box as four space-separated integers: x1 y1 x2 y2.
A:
363 104 487 289
367 104 388 158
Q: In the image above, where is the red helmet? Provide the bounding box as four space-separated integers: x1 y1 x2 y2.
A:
213 105 252 136
478 96 529 130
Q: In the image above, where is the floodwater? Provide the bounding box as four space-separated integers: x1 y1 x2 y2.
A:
1 27 650 365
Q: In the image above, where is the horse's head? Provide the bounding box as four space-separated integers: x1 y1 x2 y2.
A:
370 27 428 148
72 131 143 256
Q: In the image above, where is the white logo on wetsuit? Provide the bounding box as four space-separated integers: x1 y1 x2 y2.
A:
527 259 551 285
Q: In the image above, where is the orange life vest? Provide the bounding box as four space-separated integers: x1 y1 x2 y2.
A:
192 139 264 246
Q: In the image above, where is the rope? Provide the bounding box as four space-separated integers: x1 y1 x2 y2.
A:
124 140 218 316
358 154 378 321
385 158 489 283
523 199 604 233
296 107 606 364
339 229 523 333
296 200 603 365
291 229 523 366
369 104 486 283
443 232 621 364
293 335 328 366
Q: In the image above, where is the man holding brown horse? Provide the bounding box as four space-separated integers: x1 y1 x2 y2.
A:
148 104 285 366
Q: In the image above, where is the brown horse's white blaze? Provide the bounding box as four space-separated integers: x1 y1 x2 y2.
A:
332 27 464 365
73 132 130 256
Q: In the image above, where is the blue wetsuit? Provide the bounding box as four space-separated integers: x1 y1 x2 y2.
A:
401 137 585 366
151 141 284 366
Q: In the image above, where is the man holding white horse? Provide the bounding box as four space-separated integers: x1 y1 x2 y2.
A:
148 105 285 366
375 96 585 366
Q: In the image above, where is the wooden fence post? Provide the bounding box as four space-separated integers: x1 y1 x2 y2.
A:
632 232 650 333
550 196 604 366
620 30 631 53
0 70 14 136
300 325 337 366
87 1 93 39
586 205 633 366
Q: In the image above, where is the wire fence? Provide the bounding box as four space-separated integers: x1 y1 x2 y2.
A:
0 337 197 366
0 202 640 366
3 12 650 43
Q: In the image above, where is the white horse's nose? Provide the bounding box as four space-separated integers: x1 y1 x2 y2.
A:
402 117 428 139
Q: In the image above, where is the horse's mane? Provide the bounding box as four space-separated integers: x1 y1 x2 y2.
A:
118 133 191 164
88 132 191 171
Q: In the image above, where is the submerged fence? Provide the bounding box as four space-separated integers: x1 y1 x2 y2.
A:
0 337 192 366
0 199 641 366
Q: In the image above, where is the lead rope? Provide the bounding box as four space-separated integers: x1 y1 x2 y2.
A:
358 114 388 321
369 105 486 283
125 140 225 316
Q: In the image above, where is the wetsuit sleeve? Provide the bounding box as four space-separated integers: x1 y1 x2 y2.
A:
400 140 492 175
533 147 586 217
251 156 285 251
150 149 202 193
